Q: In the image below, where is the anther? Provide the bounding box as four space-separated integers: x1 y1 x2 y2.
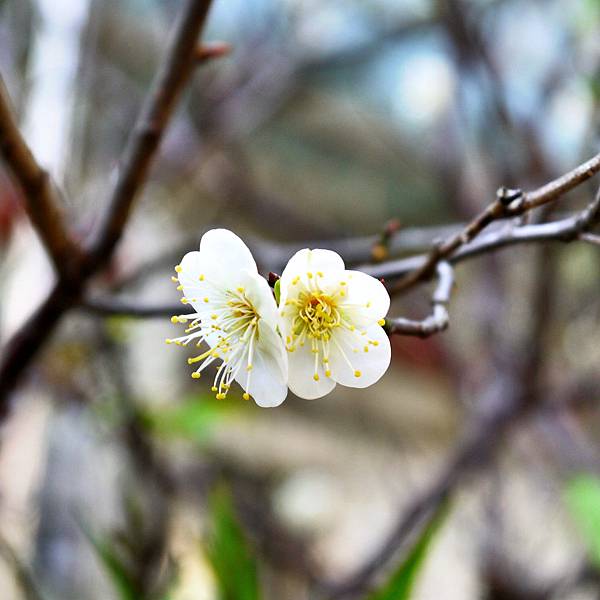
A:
174 265 182 273
243 392 250 401
354 370 361 377
377 319 386 326
191 372 201 379
313 373 320 381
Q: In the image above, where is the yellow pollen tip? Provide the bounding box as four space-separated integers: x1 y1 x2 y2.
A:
216 393 226 400
307 271 313 278
243 392 250 401
340 281 347 286
354 370 362 378
292 276 300 285
176 285 183 291
174 265 182 273
170 316 179 324
313 374 320 381
171 276 178 283
364 346 369 352
191 372 201 379
378 319 386 326
204 297 209 303
211 386 218 392
181 298 188 304
325 369 331 377
237 286 244 293
199 274 205 281
246 364 253 372
317 271 324 277
165 339 173 344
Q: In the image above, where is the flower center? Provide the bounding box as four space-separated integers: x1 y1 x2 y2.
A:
168 285 260 401
294 291 341 340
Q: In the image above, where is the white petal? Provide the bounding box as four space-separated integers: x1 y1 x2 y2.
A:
329 324 391 388
199 228 257 276
242 270 279 325
287 344 336 400
341 270 390 322
235 320 288 407
280 248 345 304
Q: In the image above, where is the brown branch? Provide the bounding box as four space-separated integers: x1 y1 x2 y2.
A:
392 152 600 293
86 0 213 270
80 196 600 320
385 262 453 337
0 0 214 415
0 77 83 274
366 192 600 282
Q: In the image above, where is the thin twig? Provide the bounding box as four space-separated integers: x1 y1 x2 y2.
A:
366 193 600 282
0 77 82 275
392 152 600 293
385 262 453 337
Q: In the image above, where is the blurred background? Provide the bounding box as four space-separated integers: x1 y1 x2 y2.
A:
2 0 600 598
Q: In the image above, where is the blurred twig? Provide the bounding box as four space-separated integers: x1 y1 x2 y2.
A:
0 77 83 275
0 0 215 415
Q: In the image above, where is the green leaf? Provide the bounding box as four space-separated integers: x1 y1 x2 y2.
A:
274 279 281 305
564 474 600 567
78 519 138 600
367 500 450 600
205 486 261 600
140 394 241 443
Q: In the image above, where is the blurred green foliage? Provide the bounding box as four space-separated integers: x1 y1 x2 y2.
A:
367 500 450 600
205 485 262 600
140 394 243 444
565 473 600 567
79 519 139 600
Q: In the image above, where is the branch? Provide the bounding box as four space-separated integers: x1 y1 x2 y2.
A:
81 196 600 319
366 192 600 282
0 77 82 274
392 153 600 293
385 262 453 337
0 0 214 413
86 0 213 270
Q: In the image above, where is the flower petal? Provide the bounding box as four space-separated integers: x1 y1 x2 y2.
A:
280 248 345 304
242 270 279 325
341 270 390 322
198 228 257 276
177 230 260 313
287 344 336 400
328 324 391 388
235 320 288 407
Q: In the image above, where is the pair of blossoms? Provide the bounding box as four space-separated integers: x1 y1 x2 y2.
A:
167 229 391 407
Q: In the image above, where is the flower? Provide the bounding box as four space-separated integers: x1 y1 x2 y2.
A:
278 248 391 399
167 229 288 408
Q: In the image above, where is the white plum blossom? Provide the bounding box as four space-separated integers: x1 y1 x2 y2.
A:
167 229 288 408
278 248 391 399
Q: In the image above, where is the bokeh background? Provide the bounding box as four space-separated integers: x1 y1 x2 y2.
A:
1 0 600 599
